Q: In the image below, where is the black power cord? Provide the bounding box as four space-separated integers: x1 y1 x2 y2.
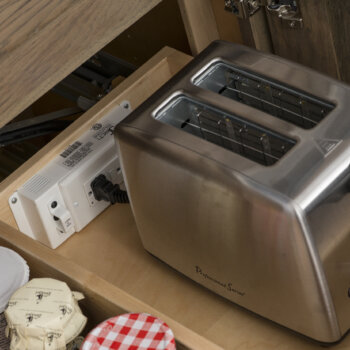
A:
91 174 129 204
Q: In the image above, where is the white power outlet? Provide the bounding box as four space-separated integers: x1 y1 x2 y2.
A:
9 101 131 249
83 158 124 208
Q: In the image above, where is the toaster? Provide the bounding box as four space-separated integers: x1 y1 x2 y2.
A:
115 41 350 343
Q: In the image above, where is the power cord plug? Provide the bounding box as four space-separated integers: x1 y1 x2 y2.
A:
91 174 129 204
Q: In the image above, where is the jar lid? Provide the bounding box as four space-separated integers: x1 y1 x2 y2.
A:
82 313 175 350
5 278 87 350
0 247 30 313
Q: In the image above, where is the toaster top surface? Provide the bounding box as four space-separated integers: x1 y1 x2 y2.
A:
117 41 350 211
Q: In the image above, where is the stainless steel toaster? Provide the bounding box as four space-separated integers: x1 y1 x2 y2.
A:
115 41 350 343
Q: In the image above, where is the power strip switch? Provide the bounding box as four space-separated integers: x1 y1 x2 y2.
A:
9 101 131 249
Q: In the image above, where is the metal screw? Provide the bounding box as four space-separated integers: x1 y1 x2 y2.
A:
289 21 296 28
123 102 130 109
11 197 17 204
51 201 58 208
92 123 102 131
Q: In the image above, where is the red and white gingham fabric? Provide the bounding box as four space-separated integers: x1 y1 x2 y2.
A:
81 313 176 350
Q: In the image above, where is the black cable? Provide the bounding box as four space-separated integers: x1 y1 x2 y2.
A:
91 174 129 204
0 120 72 148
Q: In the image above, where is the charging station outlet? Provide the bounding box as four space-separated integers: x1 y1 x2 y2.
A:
9 101 131 249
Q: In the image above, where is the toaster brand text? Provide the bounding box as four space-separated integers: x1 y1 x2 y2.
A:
195 266 245 296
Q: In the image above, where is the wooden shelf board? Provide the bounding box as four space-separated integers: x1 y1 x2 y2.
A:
55 204 350 350
0 45 349 349
0 0 161 129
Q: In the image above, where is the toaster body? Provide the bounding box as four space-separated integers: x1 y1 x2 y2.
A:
116 41 350 343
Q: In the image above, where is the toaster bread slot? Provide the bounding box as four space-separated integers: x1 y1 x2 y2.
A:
155 96 295 166
193 62 334 129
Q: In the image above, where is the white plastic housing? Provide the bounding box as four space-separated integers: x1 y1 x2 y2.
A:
9 101 131 249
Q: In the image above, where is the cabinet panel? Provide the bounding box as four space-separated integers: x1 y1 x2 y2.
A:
326 0 350 82
266 0 340 79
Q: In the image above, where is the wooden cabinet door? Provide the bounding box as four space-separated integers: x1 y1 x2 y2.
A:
235 1 350 83
324 1 350 83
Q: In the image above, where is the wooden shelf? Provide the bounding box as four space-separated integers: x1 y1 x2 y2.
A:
0 2 348 349
0 46 349 349
0 0 161 129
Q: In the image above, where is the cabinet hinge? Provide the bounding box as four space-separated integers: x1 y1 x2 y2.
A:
224 0 303 29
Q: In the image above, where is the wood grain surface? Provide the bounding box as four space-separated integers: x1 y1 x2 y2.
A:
237 7 273 53
210 0 243 45
0 0 160 129
178 0 220 54
103 0 191 67
325 0 350 83
265 0 340 79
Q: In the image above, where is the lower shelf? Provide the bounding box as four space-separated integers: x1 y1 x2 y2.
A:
0 47 346 350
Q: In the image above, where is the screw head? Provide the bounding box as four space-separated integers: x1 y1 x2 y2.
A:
11 197 17 204
51 201 58 208
92 123 102 131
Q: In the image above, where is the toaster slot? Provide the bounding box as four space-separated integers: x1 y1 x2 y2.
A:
193 62 334 129
154 96 295 166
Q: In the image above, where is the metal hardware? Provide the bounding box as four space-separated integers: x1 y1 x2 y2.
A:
53 52 136 109
267 1 303 29
225 0 302 28
224 0 267 19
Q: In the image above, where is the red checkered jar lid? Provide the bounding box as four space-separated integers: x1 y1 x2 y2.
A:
81 313 176 350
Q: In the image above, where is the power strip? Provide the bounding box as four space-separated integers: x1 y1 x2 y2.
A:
9 101 131 249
